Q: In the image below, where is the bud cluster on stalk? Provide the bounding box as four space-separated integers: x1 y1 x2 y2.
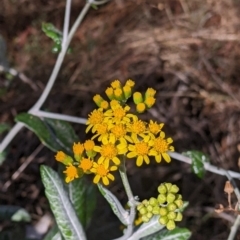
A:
137 182 183 230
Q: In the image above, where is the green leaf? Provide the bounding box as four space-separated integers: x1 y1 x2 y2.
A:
0 123 11 134
15 113 60 151
40 165 86 240
143 227 192 240
0 205 31 222
128 216 164 240
15 113 79 153
183 150 209 179
98 184 129 225
68 177 96 229
44 118 79 153
43 224 62 240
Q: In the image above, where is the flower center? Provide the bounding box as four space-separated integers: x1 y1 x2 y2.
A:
131 120 146 134
111 124 126 138
135 142 149 155
101 144 118 158
79 158 93 172
84 140 95 151
154 138 168 153
88 110 104 125
96 164 109 176
113 107 126 120
73 142 84 155
65 165 78 178
96 123 108 134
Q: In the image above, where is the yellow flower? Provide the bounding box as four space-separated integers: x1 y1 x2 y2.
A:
149 132 174 163
92 122 109 142
55 151 73 165
63 164 79 183
145 88 156 98
105 87 114 100
84 139 96 158
110 123 127 141
93 94 104 107
127 135 153 166
79 158 93 173
86 109 104 133
145 96 156 108
127 119 146 140
111 80 121 89
148 120 164 135
73 142 84 161
90 161 117 185
94 138 127 167
125 79 135 87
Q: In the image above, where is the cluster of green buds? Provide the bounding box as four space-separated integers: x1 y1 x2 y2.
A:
137 183 183 230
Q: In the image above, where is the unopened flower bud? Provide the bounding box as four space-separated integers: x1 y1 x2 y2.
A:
158 194 167 204
142 215 150 223
170 185 179 193
146 212 153 219
139 207 147 215
147 205 153 212
123 85 132 99
93 94 104 107
105 87 114 100
149 197 158 206
159 207 168 216
152 206 160 214
159 216 168 225
167 203 177 211
158 184 167 194
144 96 156 108
175 212 183 221
164 183 172 191
166 220 176 230
133 92 143 104
145 88 156 98
167 193 176 203
175 199 183 208
136 103 146 113
167 211 176 220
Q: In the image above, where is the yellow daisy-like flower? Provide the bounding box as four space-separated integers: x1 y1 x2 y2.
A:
110 123 127 141
90 161 117 185
149 131 174 163
127 135 153 166
86 109 104 133
92 122 109 142
94 138 127 167
63 164 79 183
148 120 164 135
79 158 93 173
127 119 146 140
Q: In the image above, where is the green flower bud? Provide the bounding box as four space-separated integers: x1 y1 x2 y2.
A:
158 184 167 194
133 92 143 104
158 194 167 204
123 85 132 99
152 206 160 214
147 205 153 212
166 220 176 230
142 215 150 223
167 193 176 203
175 212 183 222
159 216 168 225
167 203 177 211
137 203 144 211
142 199 149 205
146 212 153 219
175 199 183 208
167 211 176 220
170 184 179 193
139 207 147 215
159 207 168 216
164 183 172 191
175 194 182 200
149 197 158 206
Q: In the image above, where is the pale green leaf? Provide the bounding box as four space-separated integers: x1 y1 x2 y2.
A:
68 177 96 228
40 165 86 240
0 205 31 222
98 184 129 225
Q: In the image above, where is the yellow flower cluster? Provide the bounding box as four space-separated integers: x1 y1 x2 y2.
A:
55 79 174 185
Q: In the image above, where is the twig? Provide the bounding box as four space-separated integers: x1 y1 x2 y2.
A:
32 110 87 124
169 152 240 179
2 144 44 191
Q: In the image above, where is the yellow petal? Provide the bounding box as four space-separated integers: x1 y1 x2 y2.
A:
127 152 137 158
136 156 143 166
155 155 161 163
162 153 171 163
112 157 120 165
103 176 109 185
143 155 150 164
93 175 100 184
107 173 115 181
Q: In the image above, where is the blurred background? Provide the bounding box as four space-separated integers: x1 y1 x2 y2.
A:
1 0 240 239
